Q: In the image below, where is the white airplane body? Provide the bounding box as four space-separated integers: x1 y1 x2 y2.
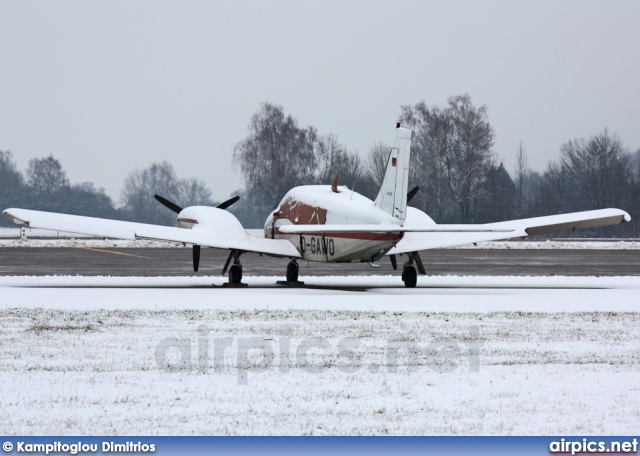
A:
3 126 631 287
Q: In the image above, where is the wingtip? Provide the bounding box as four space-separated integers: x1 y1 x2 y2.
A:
2 209 26 224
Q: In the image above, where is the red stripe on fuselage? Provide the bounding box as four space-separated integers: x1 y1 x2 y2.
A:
273 228 402 241
319 232 403 241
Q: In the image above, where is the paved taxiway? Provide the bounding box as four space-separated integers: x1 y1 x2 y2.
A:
0 247 638 277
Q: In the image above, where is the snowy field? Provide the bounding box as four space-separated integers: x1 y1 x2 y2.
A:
0 275 639 435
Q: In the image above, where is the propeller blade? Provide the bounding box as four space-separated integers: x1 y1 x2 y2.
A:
154 195 183 214
390 254 397 270
407 186 420 204
216 195 240 210
193 245 201 272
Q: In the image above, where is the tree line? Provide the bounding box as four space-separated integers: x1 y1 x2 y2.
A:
2 96 639 236
233 99 640 237
0 154 219 227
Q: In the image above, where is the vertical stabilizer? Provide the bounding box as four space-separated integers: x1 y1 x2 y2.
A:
374 127 412 223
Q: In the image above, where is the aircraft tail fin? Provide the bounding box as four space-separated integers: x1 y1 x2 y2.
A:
374 126 412 223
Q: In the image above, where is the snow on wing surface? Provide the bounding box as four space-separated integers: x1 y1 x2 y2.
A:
389 208 630 254
278 224 515 233
2 208 301 257
483 208 631 235
388 229 529 253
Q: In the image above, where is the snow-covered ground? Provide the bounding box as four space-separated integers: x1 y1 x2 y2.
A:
0 275 638 435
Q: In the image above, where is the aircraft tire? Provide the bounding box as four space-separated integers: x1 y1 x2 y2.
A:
402 265 417 288
286 261 299 282
229 264 243 283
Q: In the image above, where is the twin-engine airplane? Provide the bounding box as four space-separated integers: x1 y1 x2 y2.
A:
3 125 631 287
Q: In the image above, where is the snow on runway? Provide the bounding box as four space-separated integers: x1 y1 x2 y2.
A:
1 274 639 312
0 275 639 435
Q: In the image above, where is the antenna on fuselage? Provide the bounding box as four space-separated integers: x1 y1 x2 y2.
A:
331 175 340 193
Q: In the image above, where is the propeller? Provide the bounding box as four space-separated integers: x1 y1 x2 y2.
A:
154 194 240 213
193 244 201 272
154 194 182 214
407 186 420 204
153 194 240 273
216 195 240 210
390 254 397 270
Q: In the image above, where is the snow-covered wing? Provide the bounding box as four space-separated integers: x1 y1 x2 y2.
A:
483 208 630 235
3 208 301 257
388 229 529 254
389 208 630 254
278 224 515 233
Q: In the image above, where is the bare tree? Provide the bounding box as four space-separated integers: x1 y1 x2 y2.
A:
476 163 516 222
630 148 640 183
0 151 22 184
26 155 69 198
315 134 363 189
399 95 496 222
333 150 363 191
366 142 389 188
121 161 179 225
442 95 496 222
514 142 529 214
399 101 452 220
535 160 568 215
233 102 318 224
0 151 23 192
63 182 120 219
0 151 25 224
316 134 345 185
176 177 214 207
560 129 631 210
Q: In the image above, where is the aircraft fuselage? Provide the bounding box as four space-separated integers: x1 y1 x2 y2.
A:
264 185 403 263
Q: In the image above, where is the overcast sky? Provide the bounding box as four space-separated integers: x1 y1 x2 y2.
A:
1 1 639 204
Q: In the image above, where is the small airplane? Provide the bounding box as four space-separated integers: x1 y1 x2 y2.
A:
3 125 631 287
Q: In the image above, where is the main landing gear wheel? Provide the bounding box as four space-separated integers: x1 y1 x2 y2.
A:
229 264 243 284
402 265 417 288
401 251 425 288
276 260 304 286
220 250 246 287
286 260 299 282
